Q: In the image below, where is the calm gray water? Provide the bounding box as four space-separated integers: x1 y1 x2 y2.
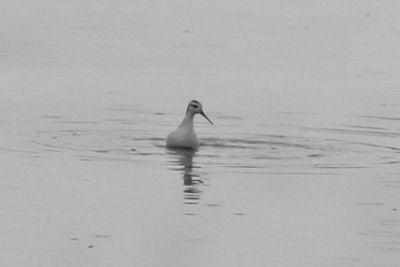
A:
1 1 399 266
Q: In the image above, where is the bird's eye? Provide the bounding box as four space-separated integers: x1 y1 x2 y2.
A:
192 104 199 109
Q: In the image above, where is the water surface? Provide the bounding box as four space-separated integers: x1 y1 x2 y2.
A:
1 0 399 266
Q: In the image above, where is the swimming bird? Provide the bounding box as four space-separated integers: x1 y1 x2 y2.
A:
166 100 213 149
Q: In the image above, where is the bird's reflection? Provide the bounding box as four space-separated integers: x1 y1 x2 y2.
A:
167 148 203 205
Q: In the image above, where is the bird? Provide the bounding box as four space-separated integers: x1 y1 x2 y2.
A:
166 100 213 149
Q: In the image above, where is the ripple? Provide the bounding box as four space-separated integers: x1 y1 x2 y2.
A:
30 125 166 163
314 164 369 169
201 137 316 151
303 126 400 138
55 120 100 125
30 114 399 173
359 115 400 121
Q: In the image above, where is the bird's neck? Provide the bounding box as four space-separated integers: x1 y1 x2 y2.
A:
179 113 195 129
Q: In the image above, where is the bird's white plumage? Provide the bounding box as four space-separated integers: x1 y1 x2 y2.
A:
166 100 213 149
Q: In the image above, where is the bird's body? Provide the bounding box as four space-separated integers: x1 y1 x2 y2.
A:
166 114 199 149
166 100 213 149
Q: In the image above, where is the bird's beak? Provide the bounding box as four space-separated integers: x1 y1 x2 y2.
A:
200 111 214 125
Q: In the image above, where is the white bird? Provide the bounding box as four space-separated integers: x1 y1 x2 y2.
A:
166 100 213 149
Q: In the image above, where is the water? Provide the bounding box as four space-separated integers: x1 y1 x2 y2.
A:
1 0 400 266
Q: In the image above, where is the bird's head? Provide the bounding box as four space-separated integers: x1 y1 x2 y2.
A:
186 100 213 125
